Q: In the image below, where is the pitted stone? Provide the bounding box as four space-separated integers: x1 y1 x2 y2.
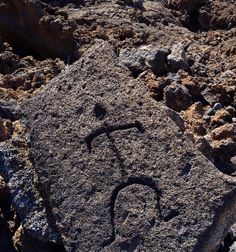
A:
114 184 159 238
21 40 236 252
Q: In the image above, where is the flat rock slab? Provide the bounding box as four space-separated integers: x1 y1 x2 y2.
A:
22 41 236 251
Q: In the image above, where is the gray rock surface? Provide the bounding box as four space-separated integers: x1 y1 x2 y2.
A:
119 45 168 76
167 43 189 72
3 40 236 251
230 242 236 252
201 87 219 105
0 141 61 243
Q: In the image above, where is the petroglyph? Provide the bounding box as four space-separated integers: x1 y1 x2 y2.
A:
19 41 236 251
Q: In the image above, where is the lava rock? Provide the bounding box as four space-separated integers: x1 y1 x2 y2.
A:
198 0 236 30
163 83 193 112
167 0 205 12
0 119 13 142
206 103 223 117
0 176 7 196
201 87 219 105
226 106 236 117
206 108 215 116
141 45 169 75
0 99 20 121
13 40 236 251
119 46 168 76
230 156 236 172
210 110 232 128
0 143 61 243
230 242 236 252
167 43 189 72
119 47 145 75
213 103 223 111
0 210 15 252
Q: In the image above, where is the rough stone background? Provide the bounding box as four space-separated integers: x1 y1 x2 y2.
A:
0 0 235 251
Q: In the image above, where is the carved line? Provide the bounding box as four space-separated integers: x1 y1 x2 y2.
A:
85 121 145 152
106 132 127 177
101 176 162 248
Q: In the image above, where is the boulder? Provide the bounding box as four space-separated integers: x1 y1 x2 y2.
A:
1 40 236 251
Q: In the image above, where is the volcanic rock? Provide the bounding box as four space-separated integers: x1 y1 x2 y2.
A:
119 46 168 76
230 242 236 252
167 43 189 72
163 83 193 112
5 40 234 251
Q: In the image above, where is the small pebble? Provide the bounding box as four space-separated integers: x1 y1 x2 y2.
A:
206 108 215 116
203 115 211 124
213 102 223 111
232 118 236 123
230 156 236 166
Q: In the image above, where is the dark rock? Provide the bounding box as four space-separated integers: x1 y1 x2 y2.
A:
167 0 205 12
0 176 7 197
201 87 219 105
7 40 235 251
166 108 185 132
230 156 236 171
198 0 236 30
0 99 20 121
203 115 211 124
206 108 215 116
190 62 208 77
0 46 21 75
163 83 193 112
213 103 223 111
119 46 168 76
206 103 223 117
119 47 146 76
0 119 13 142
141 46 169 76
0 211 15 252
12 225 65 252
142 1 180 27
195 137 213 161
226 106 236 117
114 184 157 238
0 0 77 61
210 110 232 128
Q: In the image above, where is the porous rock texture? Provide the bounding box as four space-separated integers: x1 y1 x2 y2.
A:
14 41 236 251
0 0 235 251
